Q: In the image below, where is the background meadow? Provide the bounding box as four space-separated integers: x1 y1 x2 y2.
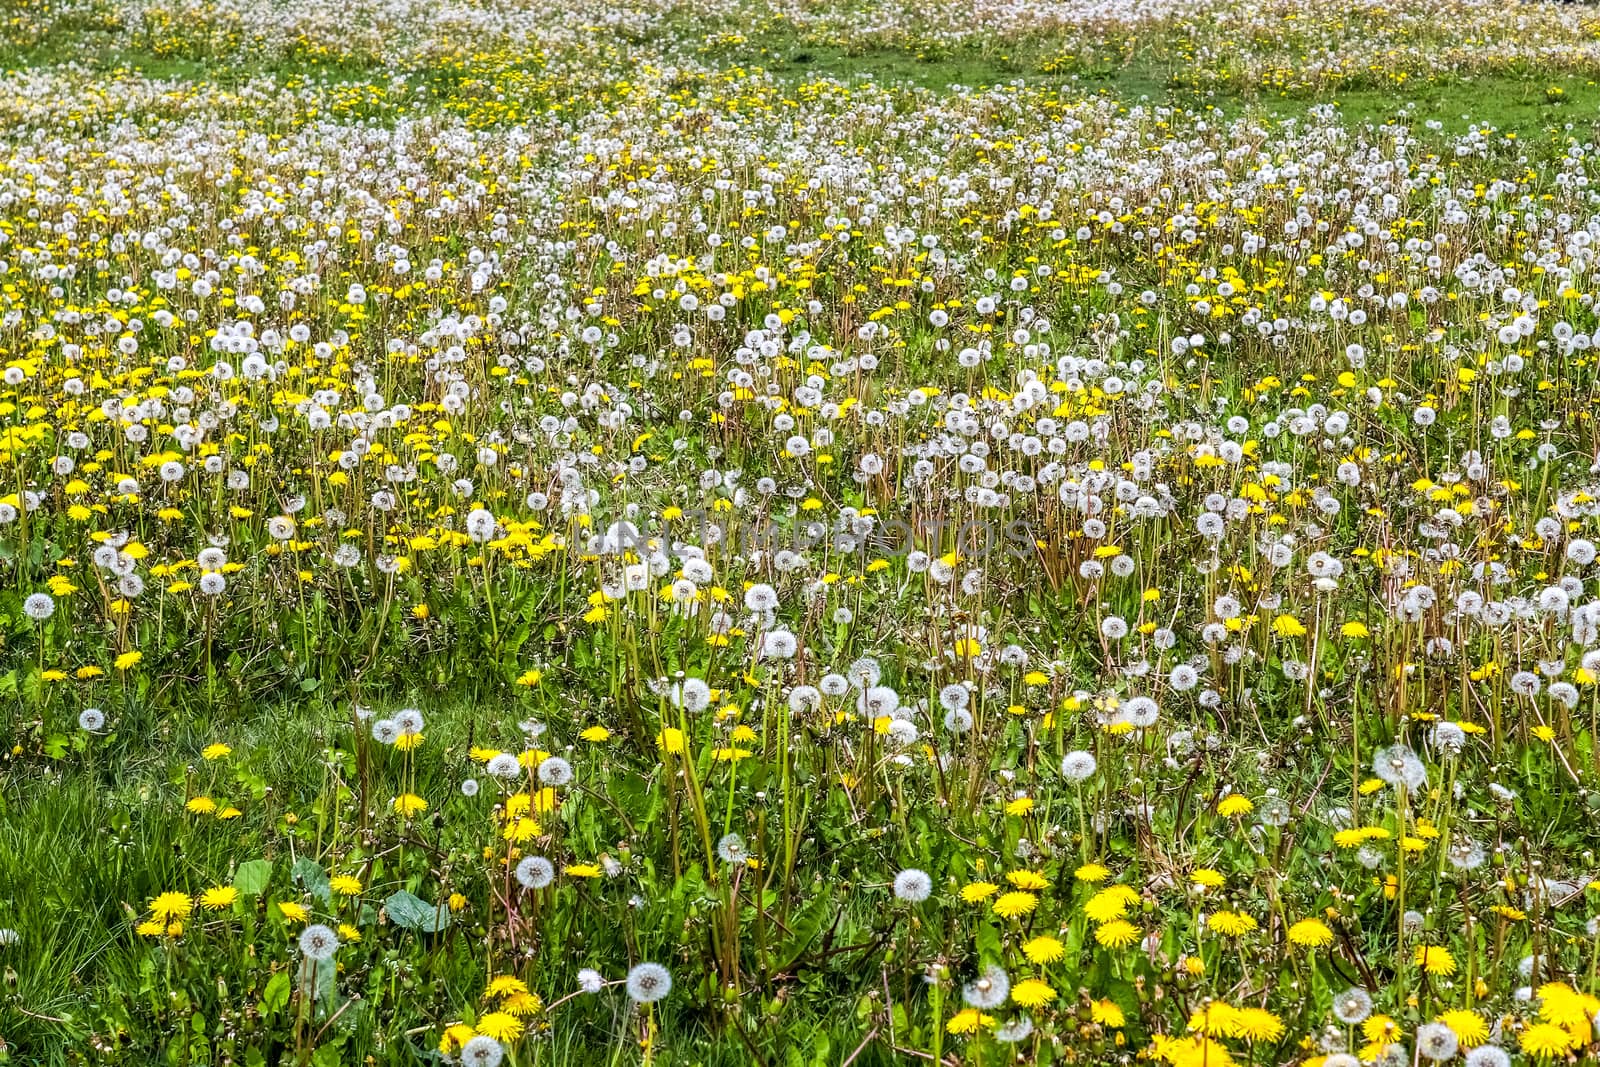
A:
5 0 1600 1063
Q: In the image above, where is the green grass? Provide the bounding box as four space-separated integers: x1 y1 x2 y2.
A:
8 20 1600 144
702 27 1600 140
743 40 1055 89
0 27 380 86
6 9 1600 1065
1254 71 1600 135
0 687 928 1065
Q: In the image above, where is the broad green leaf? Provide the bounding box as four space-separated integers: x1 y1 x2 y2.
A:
261 971 291 1013
233 859 273 896
292 857 331 902
385 890 451 932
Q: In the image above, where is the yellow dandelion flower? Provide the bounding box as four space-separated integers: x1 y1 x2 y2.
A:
1232 1007 1284 1042
1537 982 1600 1028
959 882 998 903
1022 935 1064 964
503 991 542 1017
1094 920 1139 948
945 1009 992 1035
1005 870 1049 890
1010 978 1056 1008
1074 863 1110 883
1414 944 1455 976
475 1012 524 1041
393 794 428 818
1188 1002 1241 1037
199 886 238 911
1207 910 1257 937
1520 1022 1578 1058
503 817 540 842
1287 918 1334 948
149 892 193 923
1361 1014 1398 1048
439 1024 477 1054
1436 1010 1487 1047
992 891 1037 919
485 975 530 998
1334 826 1384 848
1152 1035 1236 1067
1084 884 1140 923
1216 795 1253 817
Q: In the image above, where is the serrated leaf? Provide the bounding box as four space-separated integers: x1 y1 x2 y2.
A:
775 885 832 969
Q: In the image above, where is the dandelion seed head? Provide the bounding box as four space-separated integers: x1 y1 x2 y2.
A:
537 756 573 787
297 923 340 961
1333 987 1373 1024
893 868 932 903
716 833 747 864
460 1036 504 1067
1060 750 1098 782
962 965 1009 1009
625 962 671 1003
515 856 555 889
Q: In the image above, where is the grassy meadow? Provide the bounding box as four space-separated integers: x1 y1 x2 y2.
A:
6 0 1600 1064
